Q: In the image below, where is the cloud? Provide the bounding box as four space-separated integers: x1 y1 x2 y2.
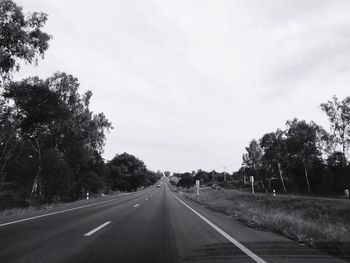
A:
15 0 350 172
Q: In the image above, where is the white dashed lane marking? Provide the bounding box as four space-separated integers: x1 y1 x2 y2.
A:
84 221 111 237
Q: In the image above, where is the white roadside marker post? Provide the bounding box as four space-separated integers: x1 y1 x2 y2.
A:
250 176 254 194
196 180 200 197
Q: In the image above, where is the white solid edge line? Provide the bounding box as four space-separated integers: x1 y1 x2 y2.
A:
171 193 267 263
84 221 111 236
0 197 125 227
134 204 140 207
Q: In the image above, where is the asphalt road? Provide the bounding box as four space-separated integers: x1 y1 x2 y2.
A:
0 178 347 263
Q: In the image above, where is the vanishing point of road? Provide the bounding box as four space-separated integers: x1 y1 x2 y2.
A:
0 178 347 263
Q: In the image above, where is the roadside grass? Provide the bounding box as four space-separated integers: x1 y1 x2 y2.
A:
0 191 123 219
181 187 350 258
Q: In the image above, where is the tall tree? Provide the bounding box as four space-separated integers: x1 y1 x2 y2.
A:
320 95 350 162
0 102 21 183
286 119 323 192
5 76 69 197
242 139 265 189
0 0 51 189
107 153 158 191
260 129 288 192
5 73 112 200
0 0 51 81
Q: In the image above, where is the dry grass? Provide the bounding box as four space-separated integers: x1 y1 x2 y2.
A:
0 191 123 218
182 187 350 258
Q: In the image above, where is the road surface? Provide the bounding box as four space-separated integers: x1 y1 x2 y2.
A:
0 178 347 263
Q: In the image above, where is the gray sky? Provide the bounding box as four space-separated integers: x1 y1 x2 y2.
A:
15 0 350 173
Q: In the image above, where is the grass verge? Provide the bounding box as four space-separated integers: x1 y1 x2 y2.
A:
0 191 123 219
181 187 350 259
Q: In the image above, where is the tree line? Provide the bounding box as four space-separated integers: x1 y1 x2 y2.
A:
240 96 350 194
0 0 160 209
171 96 350 195
171 170 231 188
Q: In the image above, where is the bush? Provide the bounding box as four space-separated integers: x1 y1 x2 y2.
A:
178 175 195 188
0 190 30 210
41 148 73 202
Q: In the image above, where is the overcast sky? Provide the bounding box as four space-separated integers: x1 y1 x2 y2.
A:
15 0 350 173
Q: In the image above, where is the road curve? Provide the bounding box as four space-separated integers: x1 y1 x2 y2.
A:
0 178 347 263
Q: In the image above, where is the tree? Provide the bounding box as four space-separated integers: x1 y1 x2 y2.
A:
0 0 51 193
326 151 349 191
286 119 324 192
0 0 51 81
320 95 350 162
43 72 112 171
107 153 159 192
40 148 72 202
0 0 51 191
110 153 146 174
260 129 288 192
4 73 112 200
177 174 195 188
0 1 117 207
194 169 209 184
4 77 69 197
242 139 264 189
0 102 21 182
327 151 347 170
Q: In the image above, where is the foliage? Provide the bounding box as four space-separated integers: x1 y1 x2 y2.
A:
260 129 288 192
194 169 209 183
2 72 112 203
285 119 324 192
239 95 350 194
0 0 51 80
320 96 350 160
106 153 161 192
0 0 161 210
177 174 195 188
243 139 265 188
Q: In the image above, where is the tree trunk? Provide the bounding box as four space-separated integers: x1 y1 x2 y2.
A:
31 163 42 197
341 131 347 162
31 175 38 195
260 178 265 190
0 133 17 177
256 169 265 190
303 157 311 193
277 162 287 193
243 167 247 184
31 138 42 197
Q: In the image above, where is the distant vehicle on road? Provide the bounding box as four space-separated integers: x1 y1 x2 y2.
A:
157 184 162 188
211 184 220 190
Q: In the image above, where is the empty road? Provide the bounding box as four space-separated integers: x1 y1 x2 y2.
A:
0 178 347 263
